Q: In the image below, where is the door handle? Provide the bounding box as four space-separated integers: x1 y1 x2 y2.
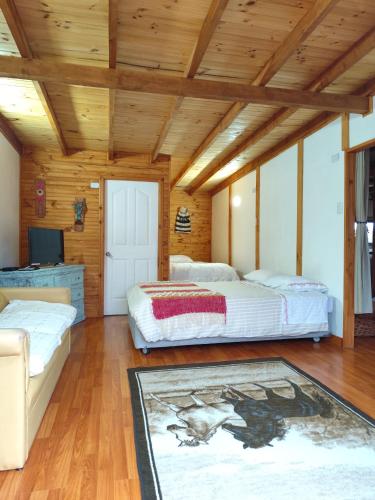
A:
105 251 112 257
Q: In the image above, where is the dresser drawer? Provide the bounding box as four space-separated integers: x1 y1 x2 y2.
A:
31 277 55 287
0 277 32 287
54 271 83 287
72 298 85 324
53 275 71 287
70 272 83 286
71 284 84 302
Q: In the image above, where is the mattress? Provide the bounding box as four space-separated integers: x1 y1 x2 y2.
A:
127 281 331 343
29 332 61 377
169 262 239 282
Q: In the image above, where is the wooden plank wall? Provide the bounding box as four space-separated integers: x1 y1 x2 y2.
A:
20 148 170 318
170 188 211 261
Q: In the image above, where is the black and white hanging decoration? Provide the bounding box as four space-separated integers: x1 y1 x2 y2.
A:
175 206 191 233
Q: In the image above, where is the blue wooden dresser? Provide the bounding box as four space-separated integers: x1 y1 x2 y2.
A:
0 265 85 324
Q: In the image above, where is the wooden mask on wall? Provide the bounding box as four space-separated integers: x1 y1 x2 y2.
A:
35 179 46 218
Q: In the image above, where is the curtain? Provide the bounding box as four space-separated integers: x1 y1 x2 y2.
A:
354 149 373 314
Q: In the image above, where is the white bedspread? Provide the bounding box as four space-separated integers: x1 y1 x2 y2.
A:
0 300 77 377
29 332 61 377
169 262 239 282
127 281 329 342
0 300 77 340
279 289 329 325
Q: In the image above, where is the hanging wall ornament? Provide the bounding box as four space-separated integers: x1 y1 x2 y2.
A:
35 179 46 218
73 198 87 232
175 206 191 233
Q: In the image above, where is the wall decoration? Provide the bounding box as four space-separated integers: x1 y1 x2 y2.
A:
73 198 87 232
35 179 46 218
175 206 191 233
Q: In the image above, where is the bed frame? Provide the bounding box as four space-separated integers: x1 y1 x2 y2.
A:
128 314 332 355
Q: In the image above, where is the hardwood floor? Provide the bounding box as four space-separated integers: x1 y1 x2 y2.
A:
1 317 375 499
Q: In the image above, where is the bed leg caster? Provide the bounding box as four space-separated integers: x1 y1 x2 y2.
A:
313 337 321 343
141 347 151 355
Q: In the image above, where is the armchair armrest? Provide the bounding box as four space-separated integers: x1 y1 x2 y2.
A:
0 288 71 305
0 328 28 357
0 328 28 470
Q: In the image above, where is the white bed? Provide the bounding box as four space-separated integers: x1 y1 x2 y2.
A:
169 255 239 282
127 280 332 353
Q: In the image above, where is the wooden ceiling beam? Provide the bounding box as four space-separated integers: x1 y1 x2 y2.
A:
187 25 375 193
108 90 116 161
0 0 32 57
185 0 229 79
1 0 67 155
32 82 68 155
151 0 229 161
170 0 339 188
209 75 375 196
108 0 118 70
355 76 375 99
186 107 296 194
151 95 183 162
107 0 118 161
0 1 26 154
253 0 340 87
0 56 369 113
307 27 375 93
210 111 337 196
0 112 23 154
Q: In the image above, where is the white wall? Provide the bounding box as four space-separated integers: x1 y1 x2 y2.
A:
349 97 375 148
211 94 375 339
303 119 344 337
0 133 20 268
260 145 298 274
231 171 256 276
212 188 229 263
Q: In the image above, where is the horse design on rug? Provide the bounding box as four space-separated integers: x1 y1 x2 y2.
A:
150 391 234 447
221 380 333 449
150 379 333 449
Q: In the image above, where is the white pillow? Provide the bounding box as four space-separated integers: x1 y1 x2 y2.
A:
262 274 328 293
0 300 77 338
170 255 194 263
243 269 277 282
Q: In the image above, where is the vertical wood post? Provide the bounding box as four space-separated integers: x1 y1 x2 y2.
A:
256 166 260 269
296 140 304 275
228 184 232 265
341 112 350 150
343 151 355 348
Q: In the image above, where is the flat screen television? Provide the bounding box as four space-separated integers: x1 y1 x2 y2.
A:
28 227 64 265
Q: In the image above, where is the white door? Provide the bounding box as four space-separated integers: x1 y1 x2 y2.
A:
104 180 159 315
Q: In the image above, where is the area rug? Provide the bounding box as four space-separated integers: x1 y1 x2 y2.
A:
128 358 375 500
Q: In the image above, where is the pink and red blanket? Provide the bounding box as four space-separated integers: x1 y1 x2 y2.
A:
139 283 226 328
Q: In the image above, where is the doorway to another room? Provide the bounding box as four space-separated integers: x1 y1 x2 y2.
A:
103 180 159 315
355 147 375 337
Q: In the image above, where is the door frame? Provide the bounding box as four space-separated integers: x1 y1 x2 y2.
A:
99 174 166 317
343 137 375 348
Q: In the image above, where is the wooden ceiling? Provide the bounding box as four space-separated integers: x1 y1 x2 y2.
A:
0 0 374 192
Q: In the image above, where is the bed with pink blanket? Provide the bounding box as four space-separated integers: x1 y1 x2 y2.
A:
127 280 333 354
